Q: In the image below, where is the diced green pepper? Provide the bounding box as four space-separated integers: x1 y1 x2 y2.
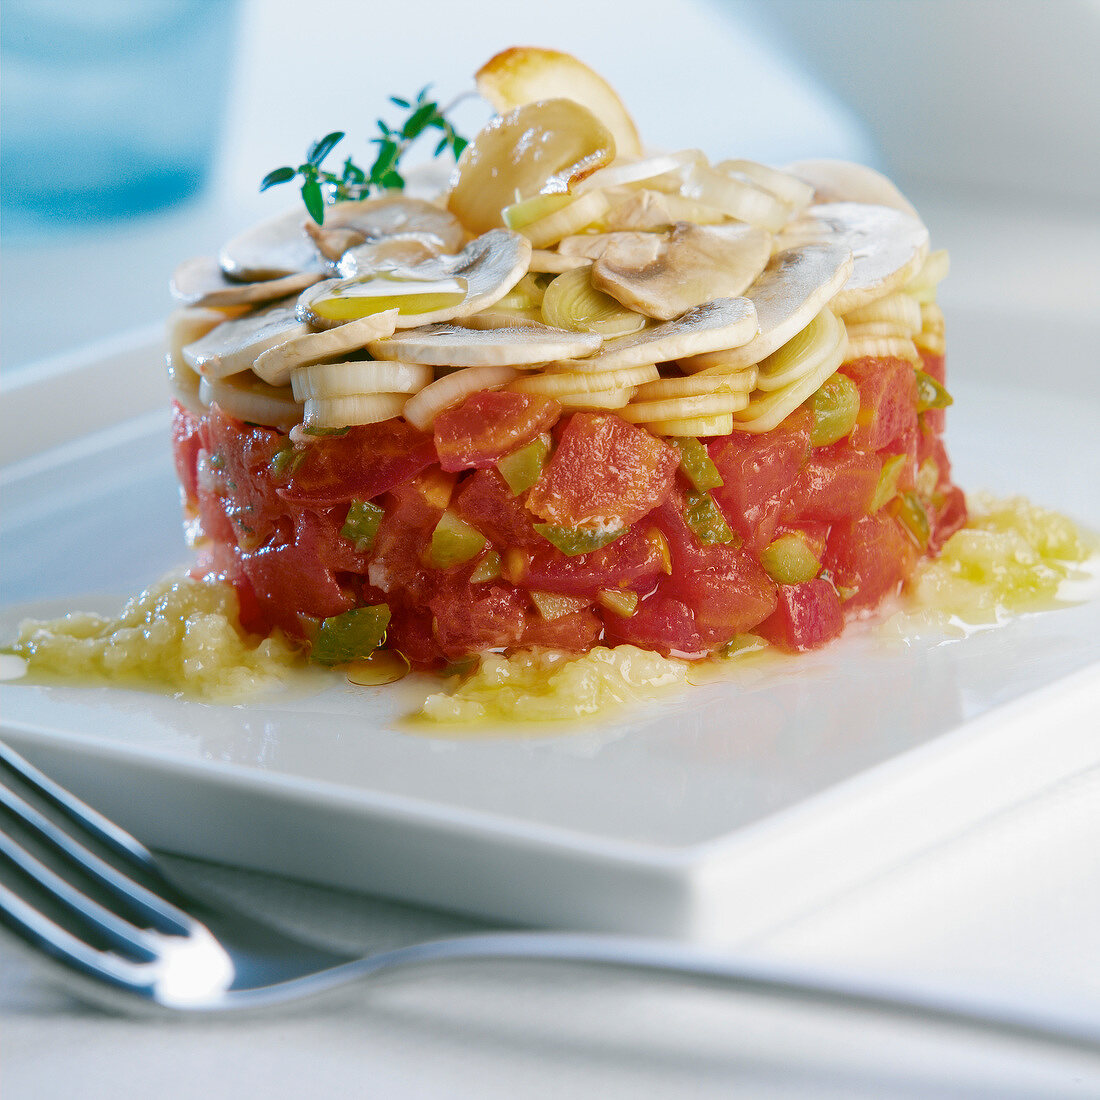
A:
429 511 488 568
497 434 550 496
810 373 861 446
530 591 591 620
469 550 502 583
759 532 821 584
892 491 931 549
311 604 391 665
683 491 736 545
596 588 638 617
268 444 306 481
533 523 626 556
914 370 954 412
670 437 723 491
340 499 385 552
870 454 907 513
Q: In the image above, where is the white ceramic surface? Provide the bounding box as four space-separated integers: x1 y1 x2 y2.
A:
2 347 1098 941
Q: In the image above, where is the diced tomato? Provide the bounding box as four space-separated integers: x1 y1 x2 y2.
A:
756 578 844 651
385 602 444 667
369 472 454 601
171 402 203 505
823 512 919 616
277 419 436 506
840 357 918 452
708 409 812 549
434 390 560 473
602 592 707 658
651 491 744 573
429 581 527 660
882 420 919 492
917 429 956 492
526 412 679 529
928 484 968 554
199 405 287 550
520 609 603 652
238 510 362 635
453 469 543 549
785 443 881 522
663 549 778 646
506 523 667 598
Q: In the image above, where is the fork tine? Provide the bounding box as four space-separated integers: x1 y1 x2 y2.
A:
0 827 158 961
0 742 160 877
0 779 191 937
0 880 151 995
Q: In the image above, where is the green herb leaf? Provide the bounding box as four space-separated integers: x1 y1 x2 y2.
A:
389 96 411 108
260 165 296 191
307 131 345 167
301 177 325 224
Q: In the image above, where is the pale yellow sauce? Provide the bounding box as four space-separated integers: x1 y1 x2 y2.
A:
4 574 304 701
5 495 1095 719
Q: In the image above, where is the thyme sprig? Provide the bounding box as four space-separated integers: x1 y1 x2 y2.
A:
260 87 469 224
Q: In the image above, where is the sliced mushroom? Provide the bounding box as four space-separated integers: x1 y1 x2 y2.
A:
777 203 930 313
219 197 466 282
297 229 532 330
785 159 920 219
554 297 758 373
680 162 794 232
447 98 616 235
182 300 308 378
528 248 590 274
716 159 815 211
367 321 601 367
252 309 400 386
591 222 771 322
335 235 451 279
557 231 656 262
171 256 323 309
680 242 852 372
601 189 725 232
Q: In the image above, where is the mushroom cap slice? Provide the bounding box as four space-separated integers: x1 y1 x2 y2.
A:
476 46 643 159
681 242 853 372
252 309 400 386
556 297 758 373
367 321 602 367
219 197 467 282
592 223 772 322
777 203 929 313
335 235 451 279
297 229 532 330
171 256 322 309
182 300 308 378
447 99 615 235
785 159 920 219
557 231 655 262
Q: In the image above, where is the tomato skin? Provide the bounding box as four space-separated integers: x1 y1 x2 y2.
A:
508 523 667 598
823 512 919 616
277 419 437 506
434 390 561 473
527 413 680 529
841 357 918 452
785 443 881 523
603 593 707 658
453 469 543 550
708 410 812 549
171 402 203 505
756 578 843 651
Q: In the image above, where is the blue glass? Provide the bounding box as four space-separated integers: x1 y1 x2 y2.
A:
1 0 239 228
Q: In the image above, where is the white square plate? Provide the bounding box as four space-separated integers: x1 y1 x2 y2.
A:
2 333 1098 942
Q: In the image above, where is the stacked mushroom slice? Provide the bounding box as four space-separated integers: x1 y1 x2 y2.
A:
167 74 949 449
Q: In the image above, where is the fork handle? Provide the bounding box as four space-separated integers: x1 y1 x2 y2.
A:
292 931 1100 1053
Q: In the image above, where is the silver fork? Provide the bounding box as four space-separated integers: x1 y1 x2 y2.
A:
1 738 1097 1050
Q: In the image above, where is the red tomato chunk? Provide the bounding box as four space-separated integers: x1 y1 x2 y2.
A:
434 390 560 472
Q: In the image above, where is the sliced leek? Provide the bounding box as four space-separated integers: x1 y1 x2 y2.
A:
303 392 408 430
509 362 658 396
755 308 842 392
290 361 433 401
540 266 649 338
199 372 303 431
620 390 749 424
403 364 520 430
